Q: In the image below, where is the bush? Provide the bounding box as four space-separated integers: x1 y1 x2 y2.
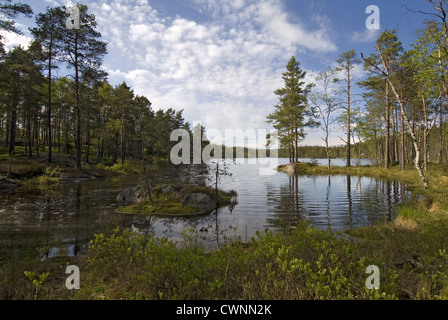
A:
77 223 397 300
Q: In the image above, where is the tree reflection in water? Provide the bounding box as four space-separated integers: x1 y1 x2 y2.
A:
0 160 412 258
266 173 409 233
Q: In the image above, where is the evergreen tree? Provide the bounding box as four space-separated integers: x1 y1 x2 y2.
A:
30 6 66 163
61 4 108 169
114 82 134 165
267 56 316 163
1 46 42 155
0 0 32 37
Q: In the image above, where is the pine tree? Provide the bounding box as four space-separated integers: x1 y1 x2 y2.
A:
0 0 32 37
267 56 316 163
1 46 42 155
114 82 134 165
61 4 107 169
30 6 66 163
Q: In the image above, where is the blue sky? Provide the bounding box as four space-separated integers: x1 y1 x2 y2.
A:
2 0 434 147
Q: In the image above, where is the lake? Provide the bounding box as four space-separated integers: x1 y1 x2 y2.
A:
0 158 410 258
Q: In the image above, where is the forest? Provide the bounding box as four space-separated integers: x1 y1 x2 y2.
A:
0 3 195 170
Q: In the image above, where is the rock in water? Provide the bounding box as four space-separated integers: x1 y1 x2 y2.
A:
280 164 297 175
180 193 217 211
116 185 150 204
0 177 18 190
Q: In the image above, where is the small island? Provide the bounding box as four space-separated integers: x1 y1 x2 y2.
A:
115 183 237 217
277 162 319 175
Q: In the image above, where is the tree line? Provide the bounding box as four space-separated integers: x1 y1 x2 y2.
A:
0 2 194 169
267 2 448 188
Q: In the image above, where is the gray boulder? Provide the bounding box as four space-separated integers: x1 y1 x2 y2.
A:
180 193 217 211
116 185 150 204
0 177 18 190
281 164 296 175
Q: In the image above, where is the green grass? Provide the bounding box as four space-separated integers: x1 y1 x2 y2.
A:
116 194 203 216
90 161 144 175
0 157 46 178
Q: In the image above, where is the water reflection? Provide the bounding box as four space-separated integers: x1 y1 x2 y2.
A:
0 159 411 259
265 172 410 232
347 176 352 227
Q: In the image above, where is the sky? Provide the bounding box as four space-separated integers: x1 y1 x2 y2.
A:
1 0 436 148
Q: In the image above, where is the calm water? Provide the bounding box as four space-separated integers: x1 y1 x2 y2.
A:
0 159 410 258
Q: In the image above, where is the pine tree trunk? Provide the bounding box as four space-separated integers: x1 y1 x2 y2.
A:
121 105 125 165
34 114 40 158
85 106 90 163
294 122 299 163
394 107 399 163
346 68 351 168
27 110 32 157
385 80 390 169
9 98 17 156
75 37 82 170
96 138 103 164
5 118 9 145
48 45 53 164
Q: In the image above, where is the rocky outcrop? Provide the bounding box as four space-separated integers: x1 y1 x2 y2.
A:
278 163 297 175
116 183 223 214
116 185 151 204
180 193 217 211
0 177 18 190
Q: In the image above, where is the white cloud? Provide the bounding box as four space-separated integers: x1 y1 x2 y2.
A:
254 0 337 52
86 0 338 146
0 30 32 51
351 29 381 43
